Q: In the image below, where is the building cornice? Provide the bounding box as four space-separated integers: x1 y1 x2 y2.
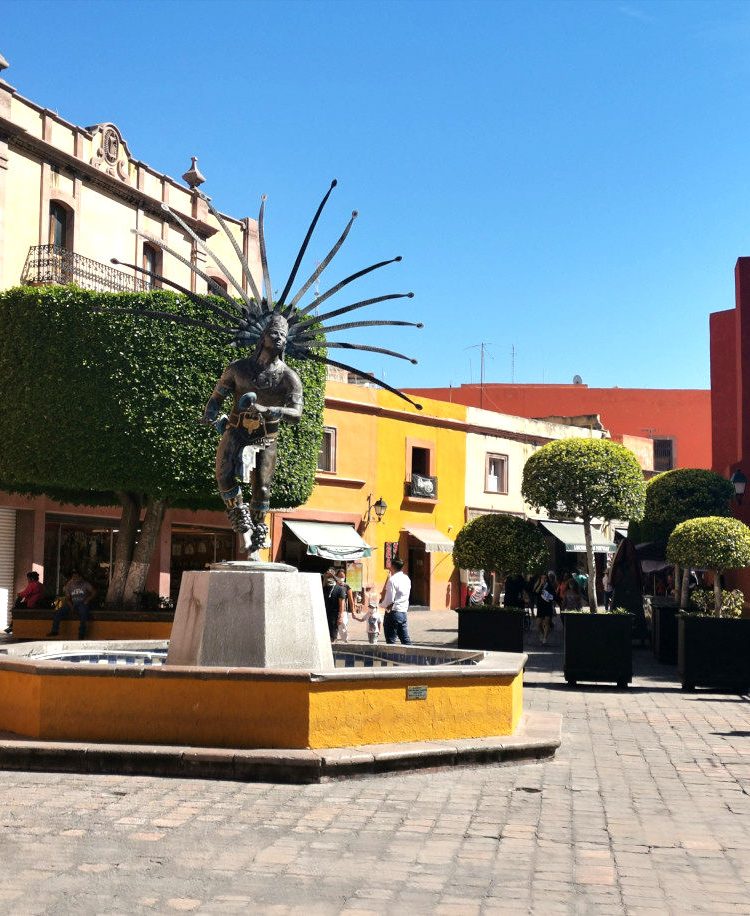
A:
323 395 561 446
0 79 252 237
0 115 222 239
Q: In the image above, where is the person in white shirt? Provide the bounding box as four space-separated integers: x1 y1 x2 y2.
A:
380 558 412 645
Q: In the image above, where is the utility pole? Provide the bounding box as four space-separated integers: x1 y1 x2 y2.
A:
511 344 516 384
465 343 493 409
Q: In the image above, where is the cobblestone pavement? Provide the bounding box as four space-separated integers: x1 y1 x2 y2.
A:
3 612 750 914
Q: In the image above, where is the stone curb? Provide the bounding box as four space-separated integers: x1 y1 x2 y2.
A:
0 712 560 784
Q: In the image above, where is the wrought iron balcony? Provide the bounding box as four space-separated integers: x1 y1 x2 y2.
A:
407 473 438 499
21 245 150 294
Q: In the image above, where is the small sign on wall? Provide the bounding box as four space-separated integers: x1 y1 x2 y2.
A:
384 541 399 569
406 685 428 701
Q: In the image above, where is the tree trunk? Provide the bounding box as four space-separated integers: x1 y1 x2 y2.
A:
674 564 681 601
105 492 141 608
714 569 723 617
680 566 690 610
121 497 168 610
582 515 598 612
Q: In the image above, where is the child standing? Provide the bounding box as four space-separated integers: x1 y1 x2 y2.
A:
354 588 382 644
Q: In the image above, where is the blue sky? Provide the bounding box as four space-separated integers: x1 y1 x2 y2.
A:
4 0 750 392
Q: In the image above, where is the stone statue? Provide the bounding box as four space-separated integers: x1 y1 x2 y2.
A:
105 179 424 557
202 314 303 554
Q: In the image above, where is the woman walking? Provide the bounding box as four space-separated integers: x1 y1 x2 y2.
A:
534 571 556 644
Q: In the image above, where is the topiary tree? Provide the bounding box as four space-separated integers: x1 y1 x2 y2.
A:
0 286 325 607
667 516 750 617
452 514 549 598
522 438 646 611
639 469 734 606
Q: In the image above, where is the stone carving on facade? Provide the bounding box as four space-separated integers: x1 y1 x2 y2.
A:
88 123 131 183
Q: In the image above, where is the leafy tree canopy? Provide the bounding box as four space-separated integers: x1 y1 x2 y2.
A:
667 516 750 572
452 513 549 577
0 286 325 510
638 469 733 544
521 437 646 522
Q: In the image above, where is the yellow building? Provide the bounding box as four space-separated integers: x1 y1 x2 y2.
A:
271 380 467 609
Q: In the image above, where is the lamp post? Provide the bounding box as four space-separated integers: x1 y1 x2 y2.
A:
731 469 747 505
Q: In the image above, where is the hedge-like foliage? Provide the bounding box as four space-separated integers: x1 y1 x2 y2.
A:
521 437 646 523
667 516 750 572
452 513 549 576
0 286 325 510
639 469 733 543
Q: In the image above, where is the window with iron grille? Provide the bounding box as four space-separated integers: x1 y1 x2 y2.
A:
317 427 337 473
653 438 674 472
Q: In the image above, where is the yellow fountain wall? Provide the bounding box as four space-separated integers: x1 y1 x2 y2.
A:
0 665 522 749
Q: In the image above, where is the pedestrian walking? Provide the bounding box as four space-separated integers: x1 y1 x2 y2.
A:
534 571 556 644
322 569 347 643
380 558 412 645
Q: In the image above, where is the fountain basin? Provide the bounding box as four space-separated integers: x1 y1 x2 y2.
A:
0 640 524 750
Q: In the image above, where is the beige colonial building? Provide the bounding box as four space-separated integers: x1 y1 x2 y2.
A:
0 59 263 622
0 67 261 297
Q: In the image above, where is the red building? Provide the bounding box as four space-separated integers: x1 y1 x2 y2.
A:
406 383 711 471
709 258 750 592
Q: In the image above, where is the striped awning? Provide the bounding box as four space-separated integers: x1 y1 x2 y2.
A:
540 520 616 554
403 526 455 554
284 520 373 561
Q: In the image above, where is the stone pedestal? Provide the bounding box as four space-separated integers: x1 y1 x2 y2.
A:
167 563 334 670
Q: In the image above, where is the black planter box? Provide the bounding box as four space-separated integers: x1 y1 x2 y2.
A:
562 612 633 687
678 615 750 692
455 608 525 652
652 600 679 664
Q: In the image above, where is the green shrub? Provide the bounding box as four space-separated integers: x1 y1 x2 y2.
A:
452 514 549 577
0 285 324 509
689 588 745 618
668 517 750 616
522 437 645 609
640 469 733 544
521 438 646 524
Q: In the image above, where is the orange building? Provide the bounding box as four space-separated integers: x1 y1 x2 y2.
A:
405 383 711 471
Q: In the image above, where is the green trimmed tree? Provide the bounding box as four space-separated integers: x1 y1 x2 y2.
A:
452 514 549 589
522 438 646 611
667 517 750 617
0 286 325 607
638 469 734 607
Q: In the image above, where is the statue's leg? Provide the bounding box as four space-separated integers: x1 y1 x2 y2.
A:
216 430 254 549
248 440 278 553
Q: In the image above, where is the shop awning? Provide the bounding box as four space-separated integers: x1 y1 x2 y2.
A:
283 520 373 561
403 526 455 553
540 520 616 554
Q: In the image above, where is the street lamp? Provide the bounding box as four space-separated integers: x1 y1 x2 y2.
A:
365 495 388 526
731 469 747 504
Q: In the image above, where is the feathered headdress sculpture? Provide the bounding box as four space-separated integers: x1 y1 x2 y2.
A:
107 179 423 410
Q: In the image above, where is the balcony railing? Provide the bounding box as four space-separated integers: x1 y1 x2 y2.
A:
407 473 438 499
21 245 150 294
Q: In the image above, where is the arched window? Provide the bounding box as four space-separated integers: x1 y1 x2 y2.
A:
209 276 228 294
49 201 72 250
142 243 161 290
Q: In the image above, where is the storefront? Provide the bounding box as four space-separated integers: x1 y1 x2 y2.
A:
281 520 373 585
169 526 235 602
40 514 236 605
400 526 455 609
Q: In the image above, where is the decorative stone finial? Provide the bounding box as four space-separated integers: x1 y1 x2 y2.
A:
182 156 205 190
0 54 9 73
